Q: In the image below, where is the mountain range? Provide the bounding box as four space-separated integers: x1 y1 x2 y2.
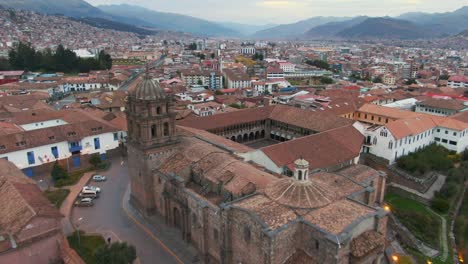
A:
0 0 467 40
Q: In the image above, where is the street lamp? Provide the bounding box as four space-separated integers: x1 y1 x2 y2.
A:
384 205 391 212
392 255 399 263
76 217 83 247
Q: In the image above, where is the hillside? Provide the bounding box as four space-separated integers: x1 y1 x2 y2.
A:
252 17 349 39
0 0 107 18
99 4 239 37
337 17 430 39
70 17 157 36
304 17 368 39
398 6 468 36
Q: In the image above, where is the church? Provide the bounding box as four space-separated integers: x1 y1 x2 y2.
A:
126 74 389 264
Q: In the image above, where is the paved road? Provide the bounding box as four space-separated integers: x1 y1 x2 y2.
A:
119 55 167 91
71 158 180 264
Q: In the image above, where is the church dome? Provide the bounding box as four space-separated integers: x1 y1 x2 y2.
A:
264 178 336 209
134 75 166 100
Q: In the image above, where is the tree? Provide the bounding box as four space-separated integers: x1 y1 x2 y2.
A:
372 76 383 83
188 43 197 50
319 77 334 84
210 53 215 59
214 90 223 95
306 60 330 70
405 79 417 85
439 74 450 80
197 80 203 85
89 154 102 168
51 162 68 182
252 53 263 61
95 242 136 264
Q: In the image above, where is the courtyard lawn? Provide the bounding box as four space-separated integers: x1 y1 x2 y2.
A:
385 192 442 249
68 231 106 264
45 189 70 208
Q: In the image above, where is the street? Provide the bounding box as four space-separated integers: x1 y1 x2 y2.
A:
71 158 181 264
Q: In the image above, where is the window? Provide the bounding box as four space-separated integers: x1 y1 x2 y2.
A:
442 139 448 143
445 130 448 135
449 141 457 146
94 137 101 150
151 125 157 138
0 145 5 150
163 122 169 136
157 107 161 115
113 133 118 141
437 129 440 133
388 141 393 149
435 137 441 142
453 132 457 136
51 146 59 159
49 136 55 140
27 151 35 165
67 132 76 137
16 141 26 146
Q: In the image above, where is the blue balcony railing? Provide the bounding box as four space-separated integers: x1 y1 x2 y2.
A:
69 145 82 153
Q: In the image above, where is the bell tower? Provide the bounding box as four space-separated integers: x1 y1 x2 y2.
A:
126 69 179 215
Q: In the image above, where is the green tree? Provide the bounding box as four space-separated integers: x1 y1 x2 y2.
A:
306 60 330 70
51 162 68 182
319 77 334 84
95 242 136 264
188 43 197 50
210 53 215 59
197 80 203 85
405 79 417 85
439 74 450 80
89 154 102 168
372 76 383 83
214 90 223 95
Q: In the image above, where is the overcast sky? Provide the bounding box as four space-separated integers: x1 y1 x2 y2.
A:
85 0 467 24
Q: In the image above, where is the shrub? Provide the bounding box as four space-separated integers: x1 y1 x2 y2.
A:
51 162 68 182
89 154 102 168
431 198 450 213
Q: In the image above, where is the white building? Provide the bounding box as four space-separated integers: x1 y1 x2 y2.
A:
0 109 123 177
448 76 468 88
240 46 256 55
362 115 468 163
278 62 296 73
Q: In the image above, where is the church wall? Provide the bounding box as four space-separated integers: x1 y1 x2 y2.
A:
228 209 270 264
299 224 339 264
268 222 300 264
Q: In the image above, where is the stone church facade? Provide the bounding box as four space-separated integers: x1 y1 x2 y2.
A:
127 76 389 264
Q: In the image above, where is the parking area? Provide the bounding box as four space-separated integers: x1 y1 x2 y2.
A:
70 159 181 264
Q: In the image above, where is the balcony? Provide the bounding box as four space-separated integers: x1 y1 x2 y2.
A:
69 145 82 153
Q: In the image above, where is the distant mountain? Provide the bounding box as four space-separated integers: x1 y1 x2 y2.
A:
456 29 468 37
219 22 277 36
336 17 430 39
252 17 349 39
98 4 239 37
0 0 107 18
398 6 468 36
304 17 368 39
70 17 157 36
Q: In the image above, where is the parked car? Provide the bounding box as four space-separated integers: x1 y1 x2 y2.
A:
83 186 101 193
92 175 106 182
74 198 94 207
79 190 99 199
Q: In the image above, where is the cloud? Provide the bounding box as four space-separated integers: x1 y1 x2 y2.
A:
256 0 304 8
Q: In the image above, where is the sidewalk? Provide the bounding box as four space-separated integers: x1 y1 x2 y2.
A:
60 172 94 235
122 186 201 264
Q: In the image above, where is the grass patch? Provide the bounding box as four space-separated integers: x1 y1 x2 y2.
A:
397 144 454 176
45 189 70 208
55 168 93 188
386 192 441 249
455 190 468 262
68 231 106 264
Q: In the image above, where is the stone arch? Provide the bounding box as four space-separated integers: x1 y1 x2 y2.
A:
255 131 259 140
157 106 162 115
261 130 265 138
231 136 236 142
243 134 248 142
237 135 243 143
249 132 255 141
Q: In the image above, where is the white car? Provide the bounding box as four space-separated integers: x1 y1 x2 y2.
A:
92 175 107 182
83 186 101 193
74 198 94 207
